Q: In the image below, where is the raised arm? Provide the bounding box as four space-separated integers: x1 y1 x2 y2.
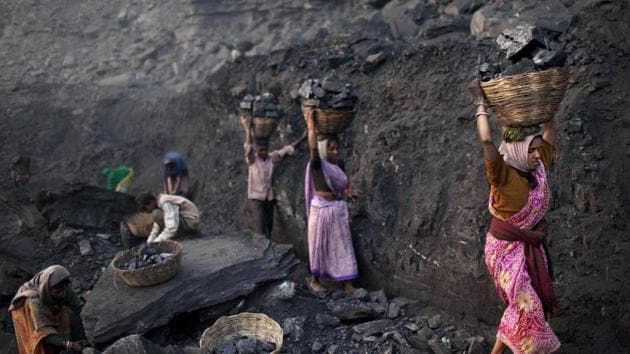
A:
241 115 255 164
543 119 557 147
468 80 499 162
303 106 320 162
291 130 307 150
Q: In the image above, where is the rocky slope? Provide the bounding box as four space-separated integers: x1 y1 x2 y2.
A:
1 0 629 352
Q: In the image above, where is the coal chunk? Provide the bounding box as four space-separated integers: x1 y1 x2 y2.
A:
496 25 547 59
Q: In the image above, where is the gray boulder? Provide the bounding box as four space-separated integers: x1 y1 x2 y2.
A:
82 232 297 344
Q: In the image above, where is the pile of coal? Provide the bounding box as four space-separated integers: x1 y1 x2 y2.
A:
298 78 357 110
478 25 567 81
213 335 276 354
253 93 281 118
239 94 256 116
120 244 175 271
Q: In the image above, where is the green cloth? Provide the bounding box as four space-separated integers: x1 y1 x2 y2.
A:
102 166 131 190
43 288 83 348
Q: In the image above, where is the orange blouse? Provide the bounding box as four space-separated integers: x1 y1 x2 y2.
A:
484 140 555 220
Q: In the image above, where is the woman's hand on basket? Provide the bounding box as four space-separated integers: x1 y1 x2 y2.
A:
467 79 485 104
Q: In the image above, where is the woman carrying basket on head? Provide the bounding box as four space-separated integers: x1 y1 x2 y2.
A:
469 80 561 354
303 106 360 295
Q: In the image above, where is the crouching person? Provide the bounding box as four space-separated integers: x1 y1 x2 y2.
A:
10 265 89 354
135 192 200 243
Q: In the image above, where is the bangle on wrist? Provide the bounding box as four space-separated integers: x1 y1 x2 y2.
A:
66 341 71 351
475 112 489 118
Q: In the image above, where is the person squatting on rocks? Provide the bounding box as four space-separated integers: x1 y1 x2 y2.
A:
241 115 305 238
101 165 134 192
162 152 190 198
469 80 560 354
136 192 200 243
303 106 360 295
10 265 89 354
9 155 31 188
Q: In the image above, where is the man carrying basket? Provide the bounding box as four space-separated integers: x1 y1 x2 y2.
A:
241 116 305 238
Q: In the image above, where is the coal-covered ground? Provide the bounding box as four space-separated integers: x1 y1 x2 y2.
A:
1 0 630 353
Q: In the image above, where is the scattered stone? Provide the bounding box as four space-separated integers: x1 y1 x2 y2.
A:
428 338 449 354
79 239 93 256
326 344 339 354
362 335 378 342
407 335 430 351
102 334 175 354
265 280 296 301
369 289 388 306
311 340 324 352
315 313 340 328
420 16 470 39
330 289 346 300
428 315 442 329
445 325 456 331
330 303 376 321
351 288 369 301
282 316 305 341
362 52 386 72
50 226 84 248
466 336 487 354
352 319 393 337
97 73 131 86
96 233 112 240
365 0 391 9
404 323 419 332
416 326 435 341
386 302 401 319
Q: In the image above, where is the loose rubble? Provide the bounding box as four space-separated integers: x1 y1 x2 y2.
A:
297 78 357 110
213 336 276 354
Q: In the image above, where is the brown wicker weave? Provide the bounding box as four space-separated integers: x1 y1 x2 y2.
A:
253 117 279 139
480 67 569 127
126 212 154 238
314 108 355 135
199 313 283 354
112 240 182 287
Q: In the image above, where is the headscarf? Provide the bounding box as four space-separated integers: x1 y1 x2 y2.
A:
317 139 329 161
498 134 540 172
9 265 70 311
162 152 189 178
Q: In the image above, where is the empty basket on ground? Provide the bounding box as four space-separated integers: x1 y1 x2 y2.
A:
199 313 283 354
252 117 280 140
312 108 356 135
480 67 569 127
111 240 182 287
126 212 154 238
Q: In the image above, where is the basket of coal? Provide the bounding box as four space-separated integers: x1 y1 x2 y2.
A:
112 240 182 287
298 78 357 135
239 93 256 117
200 313 283 354
252 93 281 140
478 25 569 127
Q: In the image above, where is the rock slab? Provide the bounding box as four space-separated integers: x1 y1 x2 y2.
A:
82 231 297 344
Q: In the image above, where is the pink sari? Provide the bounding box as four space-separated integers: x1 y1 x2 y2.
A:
484 164 561 354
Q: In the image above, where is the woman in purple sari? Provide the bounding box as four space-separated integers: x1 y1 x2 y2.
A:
469 80 561 354
304 106 360 294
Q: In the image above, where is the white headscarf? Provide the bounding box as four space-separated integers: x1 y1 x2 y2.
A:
317 138 329 161
498 134 540 172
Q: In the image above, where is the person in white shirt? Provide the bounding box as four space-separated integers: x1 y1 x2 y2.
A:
241 117 305 237
135 192 200 243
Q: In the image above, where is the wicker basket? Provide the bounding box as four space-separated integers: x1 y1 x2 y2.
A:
253 117 279 140
126 212 154 238
314 108 355 135
199 313 283 354
480 67 569 127
111 240 182 287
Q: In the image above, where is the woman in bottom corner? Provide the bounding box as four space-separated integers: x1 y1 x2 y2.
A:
469 80 561 354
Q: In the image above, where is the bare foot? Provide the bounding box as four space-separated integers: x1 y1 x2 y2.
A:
491 339 506 354
306 276 326 294
343 281 356 295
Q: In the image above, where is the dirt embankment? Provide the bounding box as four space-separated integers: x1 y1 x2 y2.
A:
1 0 629 352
